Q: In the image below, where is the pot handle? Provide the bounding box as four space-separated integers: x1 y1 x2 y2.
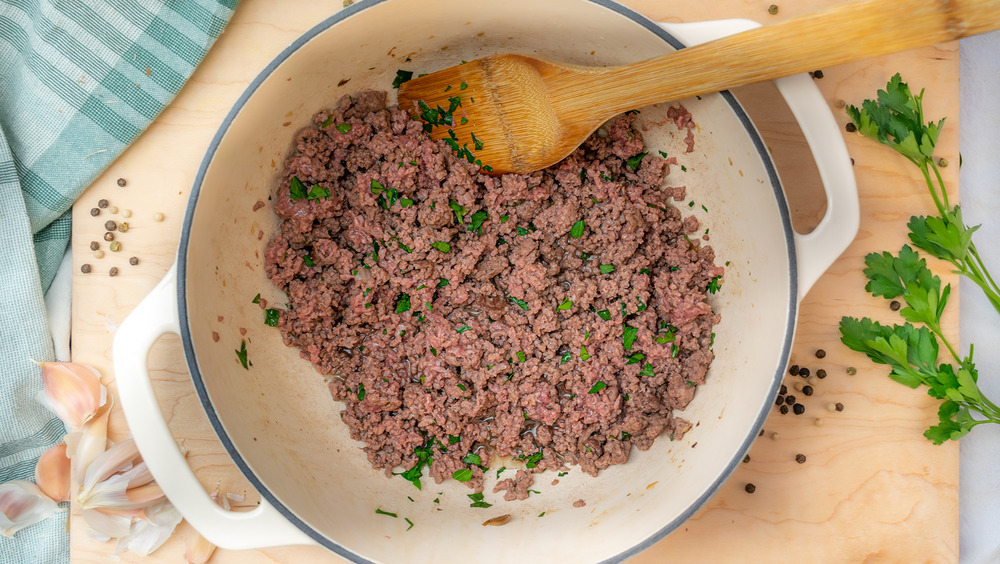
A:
657 19 859 300
112 264 316 549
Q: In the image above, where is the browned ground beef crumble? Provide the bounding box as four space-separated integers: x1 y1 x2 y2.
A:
264 91 723 495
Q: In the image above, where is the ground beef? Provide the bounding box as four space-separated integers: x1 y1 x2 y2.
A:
264 91 723 494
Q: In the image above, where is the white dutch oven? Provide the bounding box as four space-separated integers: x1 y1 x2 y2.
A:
113 0 859 562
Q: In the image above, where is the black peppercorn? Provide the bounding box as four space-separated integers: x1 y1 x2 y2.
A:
835 402 844 412
129 256 139 266
742 455 750 464
780 384 787 395
789 364 800 376
799 367 810 378
758 429 765 437
815 349 826 359
785 395 796 405
793 404 805 415
745 483 756 494
103 231 115 242
775 396 784 406
813 69 824 79
802 385 814 396
109 266 119 277
80 264 91 273
846 122 857 132
816 369 827 379
890 300 901 311
104 220 117 231
98 199 109 208
117 177 127 187
779 405 789 415
795 454 806 464
90 208 100 216
89 241 99 251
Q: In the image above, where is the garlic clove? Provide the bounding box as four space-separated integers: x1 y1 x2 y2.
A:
125 483 164 506
117 460 155 490
35 443 71 502
81 437 140 495
185 526 218 564
39 362 107 429
0 480 61 537
66 402 111 490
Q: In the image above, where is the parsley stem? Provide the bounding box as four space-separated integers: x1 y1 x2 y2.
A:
929 161 950 211
919 162 946 216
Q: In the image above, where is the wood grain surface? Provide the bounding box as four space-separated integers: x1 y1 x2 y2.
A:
69 0 960 562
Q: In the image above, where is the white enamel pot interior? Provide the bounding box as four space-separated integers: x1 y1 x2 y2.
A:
113 0 859 562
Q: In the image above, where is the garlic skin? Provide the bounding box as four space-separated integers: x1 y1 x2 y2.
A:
0 481 61 537
35 443 71 503
40 362 107 429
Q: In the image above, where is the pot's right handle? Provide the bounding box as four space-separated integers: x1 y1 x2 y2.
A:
113 264 316 550
658 19 860 301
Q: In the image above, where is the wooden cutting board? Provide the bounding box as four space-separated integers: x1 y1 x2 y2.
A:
69 0 960 561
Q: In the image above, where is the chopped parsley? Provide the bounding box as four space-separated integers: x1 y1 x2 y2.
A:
431 241 451 253
456 325 472 334
335 123 351 134
580 345 591 361
430 346 438 356
708 276 723 293
321 115 333 128
500 214 510 223
468 492 492 508
470 209 489 233
449 199 467 224
307 184 329 200
639 362 655 377
560 350 573 364
623 325 638 351
452 469 473 482
357 383 366 401
251 293 261 304
588 381 606 394
517 226 530 236
496 466 506 479
625 352 645 365
599 264 615 274
524 452 543 469
557 297 573 311
400 197 414 208
570 220 585 239
375 508 397 518
264 308 280 326
626 152 647 171
289 176 308 200
236 340 250 370
436 278 450 288
658 150 668 158
392 69 413 88
596 309 612 321
516 351 527 363
302 254 315 267
462 453 482 466
396 293 411 313
510 296 529 310
405 518 414 531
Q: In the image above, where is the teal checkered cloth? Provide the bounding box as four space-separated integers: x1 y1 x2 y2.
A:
0 1 235 561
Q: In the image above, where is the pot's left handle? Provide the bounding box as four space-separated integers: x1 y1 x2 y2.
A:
113 264 316 550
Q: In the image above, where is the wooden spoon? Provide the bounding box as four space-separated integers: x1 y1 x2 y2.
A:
397 0 1000 174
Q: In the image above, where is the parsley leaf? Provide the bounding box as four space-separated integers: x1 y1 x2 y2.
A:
357 383 366 401
307 184 329 200
462 453 482 466
289 176 308 200
557 297 573 311
336 123 351 134
596 309 612 321
626 152 647 171
707 275 722 293
639 362 655 377
516 351 527 363
468 492 492 508
392 69 413 88
436 277 450 288
251 293 261 304
431 241 451 253
470 209 489 233
588 381 606 394
570 220 585 239
235 340 250 370
452 469 473 482
510 296 529 311
580 345 591 361
264 309 279 326
396 293 411 314
600 264 615 274
622 325 638 351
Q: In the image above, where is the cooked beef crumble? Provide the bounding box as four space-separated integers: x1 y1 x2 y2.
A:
264 91 723 494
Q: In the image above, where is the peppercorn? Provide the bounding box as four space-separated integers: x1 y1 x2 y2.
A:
109 266 119 277
835 402 844 412
795 454 806 464
789 364 800 376
779 405 789 415
122 209 132 218
846 122 857 132
108 206 118 214
802 385 814 396
109 241 121 252
745 483 756 494
793 403 805 415
785 395 796 405
890 300 901 311
104 232 115 242
799 367 810 378
793 382 804 392
104 220 117 231
742 455 750 463
117 178 127 187
816 369 827 379
90 208 100 216
153 212 165 222
780 384 787 395
129 256 139 266
98 199 109 209
94 250 104 259
89 241 99 251
938 158 948 167
846 367 857 375
815 349 826 359
826 402 838 412
812 69 824 79
769 432 780 440
759 429 765 437
80 264 91 273
775 396 784 406
767 4 778 15
814 418 825 427
117 222 129 233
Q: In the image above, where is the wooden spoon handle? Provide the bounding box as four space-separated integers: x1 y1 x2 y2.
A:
566 0 1000 116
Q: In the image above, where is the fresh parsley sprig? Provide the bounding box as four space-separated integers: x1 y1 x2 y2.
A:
840 74 1000 444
